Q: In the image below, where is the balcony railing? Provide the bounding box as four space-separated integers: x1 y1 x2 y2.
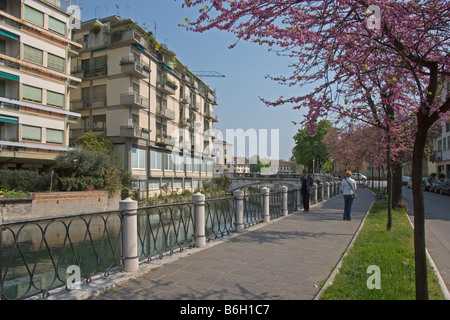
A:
120 93 149 109
156 134 176 146
120 126 150 139
156 77 177 95
156 108 175 120
120 56 150 79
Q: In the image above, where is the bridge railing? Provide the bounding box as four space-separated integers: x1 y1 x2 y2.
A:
1 184 339 300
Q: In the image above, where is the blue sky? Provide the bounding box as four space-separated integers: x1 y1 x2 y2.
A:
74 0 306 161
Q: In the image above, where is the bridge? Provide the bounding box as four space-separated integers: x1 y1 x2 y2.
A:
224 172 341 193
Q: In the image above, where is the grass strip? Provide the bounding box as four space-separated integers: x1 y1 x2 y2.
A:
319 202 444 300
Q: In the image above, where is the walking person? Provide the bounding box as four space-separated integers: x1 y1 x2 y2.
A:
341 171 357 220
301 170 313 212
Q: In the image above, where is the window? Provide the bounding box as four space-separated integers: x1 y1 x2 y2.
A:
47 53 65 72
46 128 63 144
174 179 182 189
149 179 159 190
23 45 43 65
93 85 106 102
185 156 192 172
151 150 162 171
174 154 184 172
22 84 42 103
24 5 44 28
164 152 173 171
22 125 41 141
47 91 64 108
48 16 66 35
132 148 146 170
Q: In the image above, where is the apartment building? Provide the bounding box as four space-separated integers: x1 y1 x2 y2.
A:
0 0 81 170
70 16 218 196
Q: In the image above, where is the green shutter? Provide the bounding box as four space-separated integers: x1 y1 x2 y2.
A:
22 125 41 141
47 53 65 72
23 45 43 65
24 5 44 28
48 16 66 35
47 91 64 108
46 128 63 144
22 84 42 103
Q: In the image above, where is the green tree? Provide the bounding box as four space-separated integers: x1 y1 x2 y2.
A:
292 120 332 173
75 131 113 154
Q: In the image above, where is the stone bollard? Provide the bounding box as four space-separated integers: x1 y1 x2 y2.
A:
281 186 288 216
233 189 245 233
261 187 270 223
119 198 139 273
192 192 206 248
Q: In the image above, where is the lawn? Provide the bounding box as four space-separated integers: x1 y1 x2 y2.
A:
319 202 445 300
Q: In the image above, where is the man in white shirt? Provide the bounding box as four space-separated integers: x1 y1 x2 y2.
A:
341 171 357 220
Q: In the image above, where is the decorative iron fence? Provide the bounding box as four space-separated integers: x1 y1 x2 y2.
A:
1 184 340 300
0 210 123 300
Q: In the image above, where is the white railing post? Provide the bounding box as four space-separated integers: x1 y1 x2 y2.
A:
119 198 139 273
233 189 245 233
262 187 270 223
281 186 288 216
296 188 302 212
192 192 206 248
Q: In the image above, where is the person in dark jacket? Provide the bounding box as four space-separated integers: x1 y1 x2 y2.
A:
300 170 313 212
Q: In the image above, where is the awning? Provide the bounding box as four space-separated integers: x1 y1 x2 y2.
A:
0 114 18 124
161 63 172 73
0 71 19 81
0 29 19 40
133 44 145 53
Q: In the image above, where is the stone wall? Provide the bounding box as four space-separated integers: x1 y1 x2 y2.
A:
0 191 121 223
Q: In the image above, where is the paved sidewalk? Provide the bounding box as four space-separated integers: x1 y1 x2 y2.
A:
92 188 374 300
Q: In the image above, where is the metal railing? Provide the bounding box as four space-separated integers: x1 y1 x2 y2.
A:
1 184 340 300
0 210 123 300
136 202 195 262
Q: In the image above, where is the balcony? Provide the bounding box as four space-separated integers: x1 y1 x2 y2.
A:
120 126 150 140
120 56 150 79
71 99 89 110
156 108 175 120
82 66 108 79
156 134 176 147
111 29 146 48
189 101 200 111
156 77 177 95
120 92 149 109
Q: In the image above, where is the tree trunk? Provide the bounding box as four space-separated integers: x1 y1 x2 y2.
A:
412 122 429 300
392 162 403 209
386 135 392 230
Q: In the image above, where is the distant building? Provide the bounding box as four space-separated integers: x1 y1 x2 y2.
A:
233 156 250 173
212 139 233 176
0 0 81 171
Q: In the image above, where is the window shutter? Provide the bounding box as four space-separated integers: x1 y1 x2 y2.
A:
47 91 65 108
22 85 42 102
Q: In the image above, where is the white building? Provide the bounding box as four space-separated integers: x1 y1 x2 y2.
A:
0 0 81 170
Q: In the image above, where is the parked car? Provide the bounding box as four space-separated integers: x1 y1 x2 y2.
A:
440 179 450 195
402 176 411 186
431 179 443 193
422 177 432 191
352 173 367 182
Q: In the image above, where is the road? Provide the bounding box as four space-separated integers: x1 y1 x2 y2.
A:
402 186 450 295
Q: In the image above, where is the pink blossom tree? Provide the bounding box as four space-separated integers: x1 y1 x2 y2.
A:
181 0 450 299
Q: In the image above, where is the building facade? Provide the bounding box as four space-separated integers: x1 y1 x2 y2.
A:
70 16 218 197
0 0 81 171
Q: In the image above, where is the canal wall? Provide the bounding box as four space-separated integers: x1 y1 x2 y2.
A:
0 190 121 223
